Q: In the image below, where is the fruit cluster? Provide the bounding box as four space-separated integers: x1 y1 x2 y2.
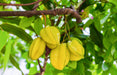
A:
29 26 85 70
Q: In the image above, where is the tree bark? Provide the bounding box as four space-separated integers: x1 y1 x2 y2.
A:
0 8 82 23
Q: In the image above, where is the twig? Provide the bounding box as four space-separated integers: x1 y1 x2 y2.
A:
40 47 51 75
0 0 42 6
43 15 46 27
56 16 62 26
64 15 71 40
77 0 86 13
37 59 43 73
49 15 55 26
0 8 82 23
32 0 42 11
70 4 75 10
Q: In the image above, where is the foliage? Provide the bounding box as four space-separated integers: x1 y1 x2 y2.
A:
0 0 117 75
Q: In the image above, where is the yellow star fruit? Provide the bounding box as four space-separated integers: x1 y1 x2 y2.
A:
40 26 60 49
67 38 84 61
29 37 46 60
50 43 70 70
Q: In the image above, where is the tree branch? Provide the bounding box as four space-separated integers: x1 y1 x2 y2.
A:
0 8 82 23
40 47 51 75
0 0 42 6
37 59 43 74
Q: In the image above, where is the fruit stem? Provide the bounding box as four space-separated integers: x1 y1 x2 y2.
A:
43 15 46 27
64 15 71 41
38 47 51 75
41 13 46 27
37 59 43 74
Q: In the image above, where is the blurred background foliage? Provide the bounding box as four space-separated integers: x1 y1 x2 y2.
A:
0 0 117 75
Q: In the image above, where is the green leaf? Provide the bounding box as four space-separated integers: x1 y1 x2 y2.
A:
0 30 8 51
85 71 92 75
62 0 69 5
114 51 117 59
86 41 95 56
109 65 117 75
102 65 117 75
0 24 32 43
76 61 85 75
94 17 101 32
9 55 23 74
83 19 93 29
68 61 77 69
26 62 30 69
100 11 110 24
0 0 4 2
95 56 103 64
29 66 38 75
68 20 77 29
44 63 54 75
3 39 12 70
72 0 77 2
34 18 43 35
19 16 35 27
104 47 113 63
57 72 64 75
0 17 20 25
46 16 51 25
90 24 103 48
103 36 112 49
109 0 117 8
103 30 117 49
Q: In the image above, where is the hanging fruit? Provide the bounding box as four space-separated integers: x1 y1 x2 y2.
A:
29 37 46 60
40 26 60 49
67 38 84 61
50 43 70 70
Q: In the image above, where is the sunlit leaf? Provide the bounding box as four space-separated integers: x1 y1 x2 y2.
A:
19 16 35 27
0 24 33 43
83 19 93 29
109 0 117 8
34 18 43 35
3 39 12 70
29 66 37 75
0 30 8 51
68 61 77 69
46 16 51 26
10 55 23 74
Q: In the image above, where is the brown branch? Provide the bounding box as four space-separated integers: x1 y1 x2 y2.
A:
40 47 51 75
37 59 43 73
56 16 62 26
0 0 42 6
0 8 82 23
